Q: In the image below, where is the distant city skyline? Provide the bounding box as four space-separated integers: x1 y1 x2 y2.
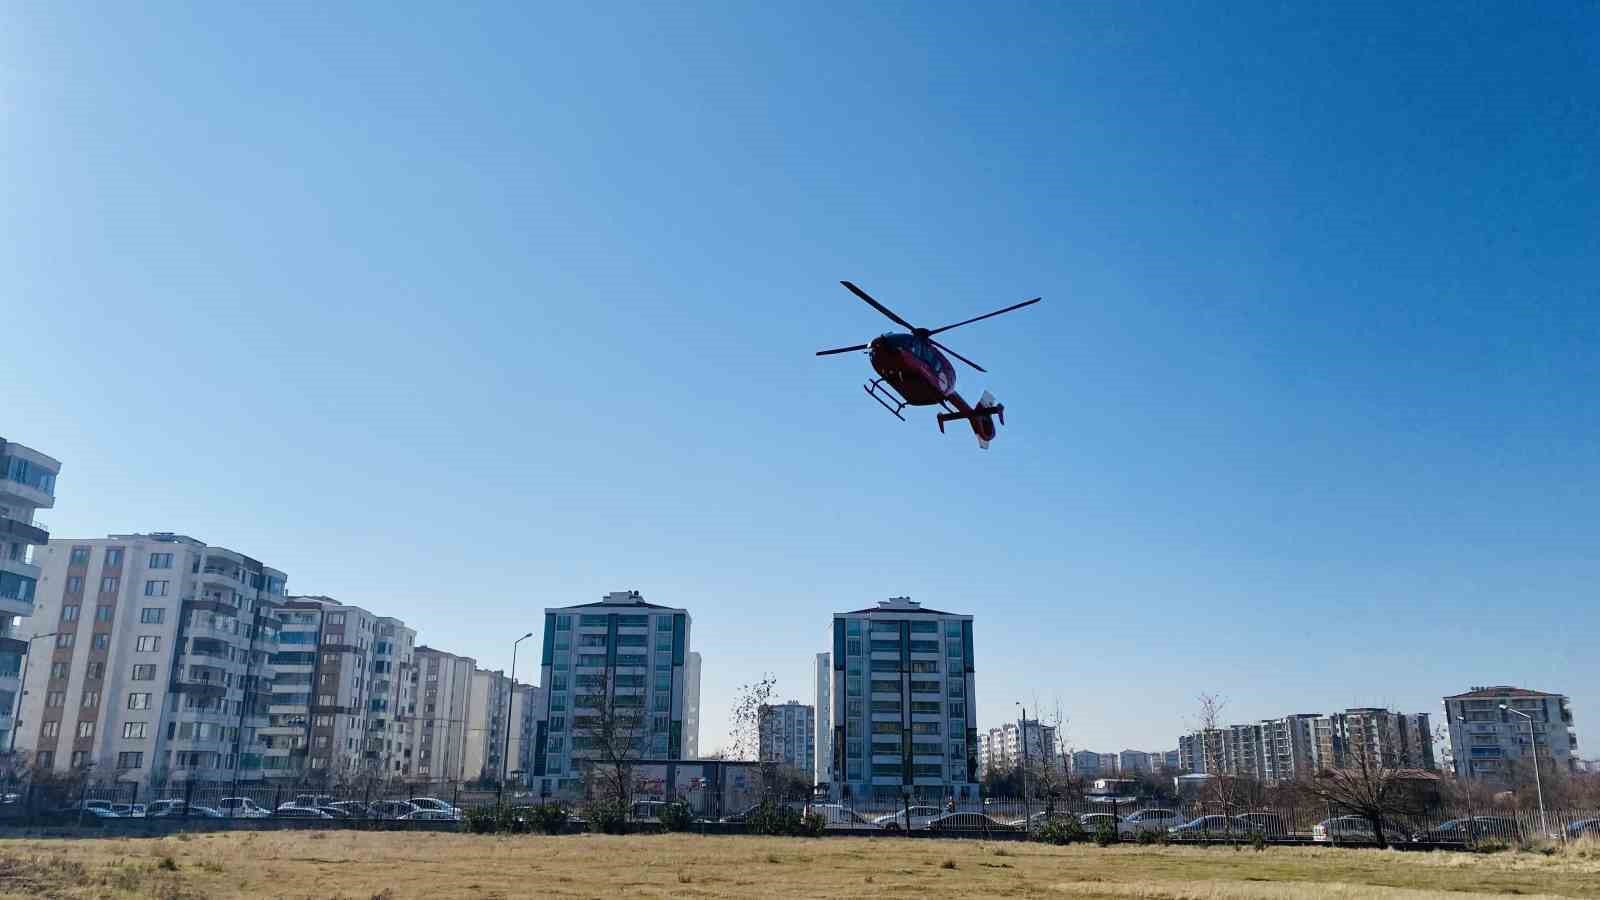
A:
6 3 1596 756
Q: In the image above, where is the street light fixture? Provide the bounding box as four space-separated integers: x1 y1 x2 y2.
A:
1499 704 1548 838
8 632 61 755
498 631 535 806
1016 701 1031 828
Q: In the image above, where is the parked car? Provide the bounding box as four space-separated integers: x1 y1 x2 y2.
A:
408 797 463 819
1169 815 1253 838
146 800 222 818
293 794 335 809
272 806 332 819
325 801 373 819
809 803 877 828
1234 812 1291 838
399 809 458 821
1313 816 1401 844
217 797 271 818
110 803 147 818
368 800 419 820
926 812 1019 833
872 805 944 831
1413 817 1523 845
57 800 116 815
1566 818 1600 839
1118 808 1184 837
1078 812 1120 833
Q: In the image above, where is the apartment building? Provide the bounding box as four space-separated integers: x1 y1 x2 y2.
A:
826 597 977 804
0 437 59 752
813 651 831 785
463 667 518 783
531 591 695 797
17 533 286 784
979 720 1057 775
759 700 815 777
410 646 476 781
1444 686 1577 782
506 682 544 787
1119 749 1151 774
684 651 701 760
1180 708 1435 784
1069 749 1113 776
1316 708 1434 772
263 596 417 782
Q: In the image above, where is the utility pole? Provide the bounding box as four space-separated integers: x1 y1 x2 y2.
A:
8 632 59 755
1016 702 1031 828
1501 705 1548 839
498 632 533 806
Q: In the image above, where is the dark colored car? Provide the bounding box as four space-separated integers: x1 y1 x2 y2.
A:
1235 812 1291 838
1566 818 1600 839
926 812 1019 833
272 806 332 819
1414 817 1523 845
315 806 352 819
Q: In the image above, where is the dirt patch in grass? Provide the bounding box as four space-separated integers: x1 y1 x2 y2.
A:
0 832 1597 898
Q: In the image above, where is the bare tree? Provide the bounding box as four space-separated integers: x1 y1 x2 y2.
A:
1187 692 1245 819
1026 695 1073 820
575 668 651 814
1297 733 1433 849
728 674 777 762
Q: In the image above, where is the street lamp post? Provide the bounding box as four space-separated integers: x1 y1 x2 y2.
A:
1500 704 1548 838
8 632 61 755
498 632 534 806
1015 702 1031 829
1455 714 1475 849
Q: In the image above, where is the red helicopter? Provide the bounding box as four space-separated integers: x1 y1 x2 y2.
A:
816 281 1041 448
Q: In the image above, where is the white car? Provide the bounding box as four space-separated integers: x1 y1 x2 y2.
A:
810 803 878 828
216 797 271 818
1119 808 1184 837
872 805 943 831
1313 816 1378 843
408 797 463 819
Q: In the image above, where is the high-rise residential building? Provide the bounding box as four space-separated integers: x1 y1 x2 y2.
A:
410 646 476 781
0 437 60 752
759 700 815 778
980 721 1057 775
17 533 287 784
1443 686 1577 782
464 667 516 783
826 597 977 803
1070 749 1108 776
1119 749 1151 774
813 651 831 785
531 591 694 797
506 682 544 787
264 596 417 782
1180 708 1435 784
683 651 701 760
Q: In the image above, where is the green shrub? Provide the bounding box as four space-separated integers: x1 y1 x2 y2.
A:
1035 817 1084 845
1250 831 1266 852
587 799 629 835
658 802 693 832
1093 820 1117 846
799 812 826 837
527 803 568 836
1136 829 1158 845
744 803 818 836
495 805 530 835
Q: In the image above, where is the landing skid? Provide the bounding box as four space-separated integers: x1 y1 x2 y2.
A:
864 378 908 421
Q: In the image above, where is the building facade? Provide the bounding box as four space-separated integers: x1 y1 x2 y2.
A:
0 437 59 753
683 651 701 760
1180 708 1435 784
531 591 694 798
409 646 477 781
759 700 815 778
979 720 1057 775
507 682 544 787
813 651 831 785
1444 686 1577 782
17 533 287 784
826 597 977 803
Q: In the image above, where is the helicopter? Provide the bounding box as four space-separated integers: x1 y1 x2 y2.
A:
815 281 1041 448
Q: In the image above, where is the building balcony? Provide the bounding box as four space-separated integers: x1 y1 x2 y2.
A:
0 478 54 510
0 515 47 546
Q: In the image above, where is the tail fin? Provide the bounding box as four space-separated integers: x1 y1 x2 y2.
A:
972 391 1001 449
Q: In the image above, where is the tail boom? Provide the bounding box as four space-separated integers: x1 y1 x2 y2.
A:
936 391 1003 448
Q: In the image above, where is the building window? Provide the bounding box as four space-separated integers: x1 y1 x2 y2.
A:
144 580 169 597
40 721 60 738
148 553 173 569
44 691 65 708
80 691 99 708
66 576 83 593
139 607 164 624
555 615 571 631
49 662 67 680
326 613 345 626
95 606 114 622
60 605 80 622
131 665 156 681
104 548 123 566
70 751 89 769
318 694 335 705
91 634 109 650
116 752 144 769
135 636 160 652
100 577 119 593
55 633 74 649
127 692 151 710
69 547 90 565
77 721 96 738
85 662 103 679
35 751 54 768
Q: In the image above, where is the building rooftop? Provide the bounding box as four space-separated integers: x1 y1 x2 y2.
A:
841 597 964 616
1444 686 1565 700
559 590 679 611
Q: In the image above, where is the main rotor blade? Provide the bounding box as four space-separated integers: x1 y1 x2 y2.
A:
930 339 986 373
840 281 916 331
815 343 870 357
926 297 1041 336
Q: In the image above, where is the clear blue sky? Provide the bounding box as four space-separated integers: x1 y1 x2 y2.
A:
5 3 1596 757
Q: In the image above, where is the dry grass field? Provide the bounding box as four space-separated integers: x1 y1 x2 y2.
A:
0 831 1598 899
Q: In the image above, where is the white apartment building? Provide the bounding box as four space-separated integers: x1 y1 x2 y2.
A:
18 533 287 784
1180 708 1435 784
979 720 1057 775
410 646 476 781
826 597 977 804
1444 686 1578 782
1069 749 1110 776
531 591 694 798
759 700 815 778
0 437 59 752
684 651 701 760
813 651 831 785
507 682 545 787
264 596 417 782
464 666 523 784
